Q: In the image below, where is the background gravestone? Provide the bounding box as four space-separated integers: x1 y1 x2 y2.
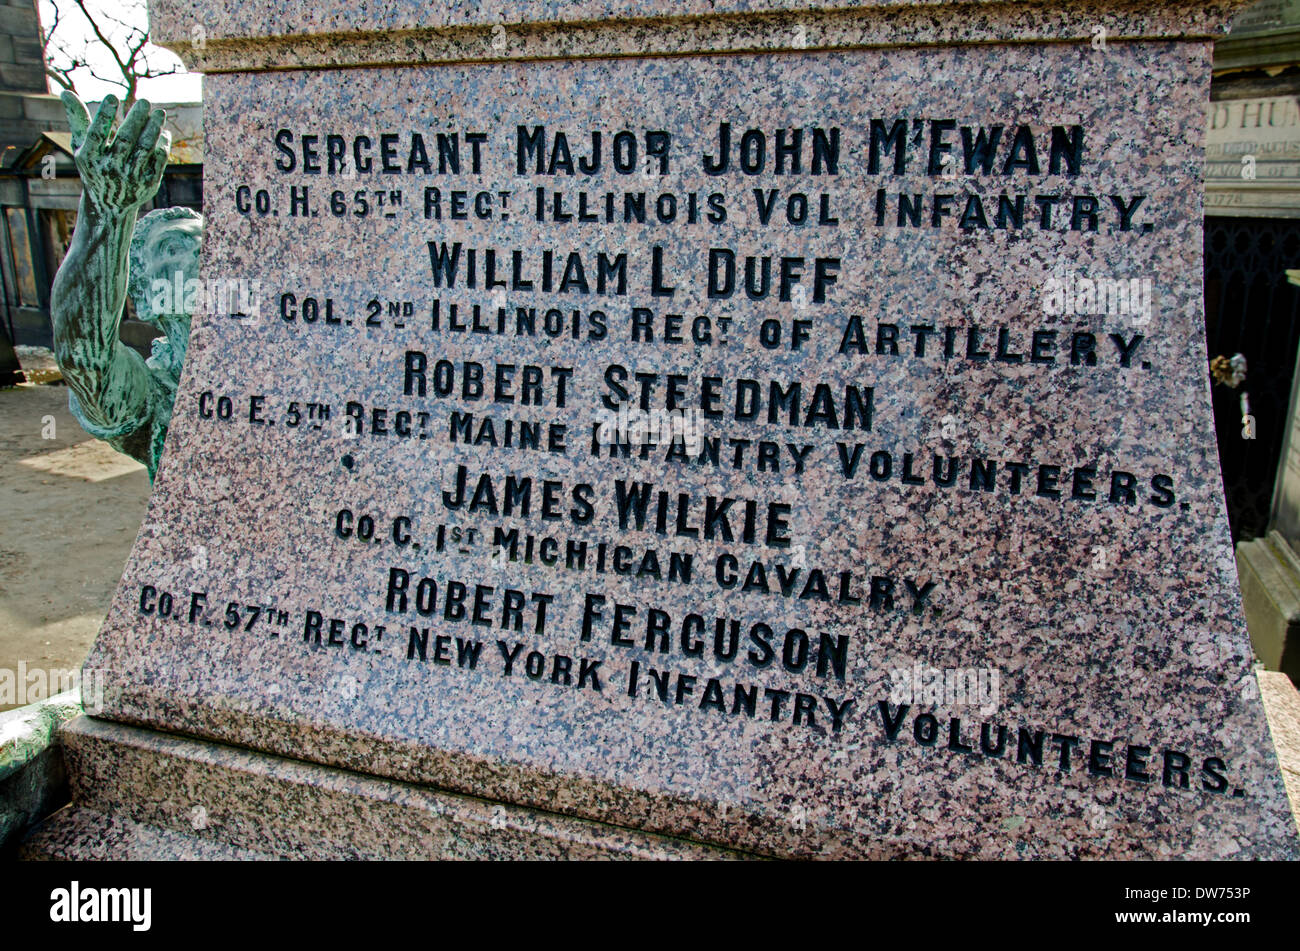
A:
25 0 1300 859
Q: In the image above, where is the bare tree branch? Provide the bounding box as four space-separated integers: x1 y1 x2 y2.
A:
40 0 61 46
45 68 76 92
41 0 189 107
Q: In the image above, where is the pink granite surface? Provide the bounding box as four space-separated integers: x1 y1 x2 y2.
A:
154 0 1243 73
87 1 1298 858
21 717 733 859
152 0 1242 48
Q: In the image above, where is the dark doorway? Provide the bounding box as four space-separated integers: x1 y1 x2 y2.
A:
1204 216 1300 540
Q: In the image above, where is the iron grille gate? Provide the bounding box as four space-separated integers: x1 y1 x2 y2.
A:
1204 216 1300 541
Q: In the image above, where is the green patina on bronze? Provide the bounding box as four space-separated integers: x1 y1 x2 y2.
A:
51 91 202 482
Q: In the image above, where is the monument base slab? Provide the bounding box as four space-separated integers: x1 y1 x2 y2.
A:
18 717 738 860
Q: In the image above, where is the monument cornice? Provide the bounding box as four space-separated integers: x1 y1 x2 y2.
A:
151 0 1251 74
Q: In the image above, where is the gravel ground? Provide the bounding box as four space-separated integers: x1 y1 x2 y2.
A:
0 380 150 712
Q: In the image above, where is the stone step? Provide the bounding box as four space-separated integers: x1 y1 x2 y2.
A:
19 717 738 860
21 805 280 860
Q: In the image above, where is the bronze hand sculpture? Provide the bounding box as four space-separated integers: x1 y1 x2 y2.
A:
51 91 202 481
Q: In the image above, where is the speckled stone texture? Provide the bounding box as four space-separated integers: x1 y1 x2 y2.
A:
61 0 1297 859
152 0 1244 74
19 717 732 859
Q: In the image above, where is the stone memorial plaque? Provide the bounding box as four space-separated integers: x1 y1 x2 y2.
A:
1205 96 1300 217
86 0 1299 858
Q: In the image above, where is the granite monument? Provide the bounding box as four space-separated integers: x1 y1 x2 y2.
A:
20 0 1300 859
